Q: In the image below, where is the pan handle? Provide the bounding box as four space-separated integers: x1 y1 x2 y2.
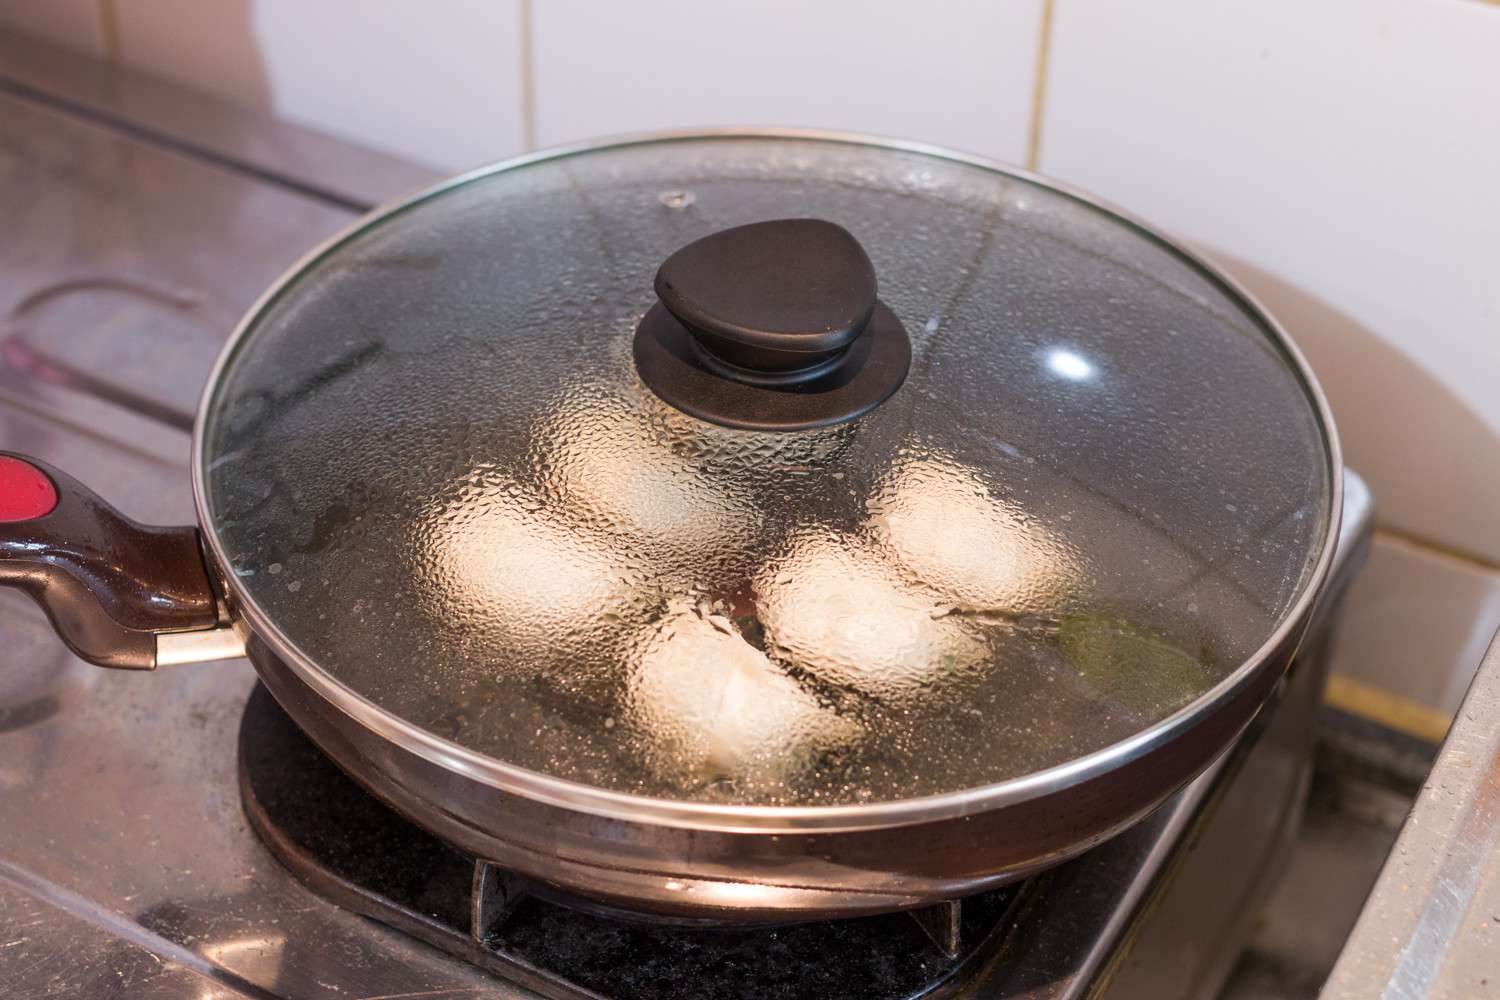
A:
0 451 243 669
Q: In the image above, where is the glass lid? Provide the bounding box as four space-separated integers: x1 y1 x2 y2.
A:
201 133 1335 807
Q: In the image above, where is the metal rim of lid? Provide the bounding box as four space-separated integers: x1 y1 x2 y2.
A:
190 127 1344 835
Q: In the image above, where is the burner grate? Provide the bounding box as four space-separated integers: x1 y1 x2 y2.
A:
238 684 1023 1000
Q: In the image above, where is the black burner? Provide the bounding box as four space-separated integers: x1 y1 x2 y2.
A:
238 684 1024 1000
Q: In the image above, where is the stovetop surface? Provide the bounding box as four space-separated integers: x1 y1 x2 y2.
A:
238 683 1023 1000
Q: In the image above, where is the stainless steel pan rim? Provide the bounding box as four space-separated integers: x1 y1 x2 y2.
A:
190 126 1344 836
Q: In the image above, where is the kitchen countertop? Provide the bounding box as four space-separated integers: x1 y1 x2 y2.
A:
1321 630 1500 998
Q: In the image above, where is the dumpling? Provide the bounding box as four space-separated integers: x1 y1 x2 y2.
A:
867 454 1084 613
754 534 986 704
627 598 858 788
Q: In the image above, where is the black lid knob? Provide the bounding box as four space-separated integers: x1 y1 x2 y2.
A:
655 219 877 383
633 218 911 431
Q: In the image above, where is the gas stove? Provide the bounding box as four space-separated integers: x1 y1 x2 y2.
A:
0 41 1374 1000
238 680 1017 999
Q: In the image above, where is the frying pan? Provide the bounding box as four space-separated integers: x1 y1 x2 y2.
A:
0 131 1342 920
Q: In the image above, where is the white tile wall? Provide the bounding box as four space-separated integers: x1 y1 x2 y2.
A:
0 0 103 58
111 0 527 172
531 0 1045 163
1040 0 1500 563
1330 534 1500 716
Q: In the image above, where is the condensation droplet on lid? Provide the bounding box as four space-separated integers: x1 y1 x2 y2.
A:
658 189 695 209
267 563 282 575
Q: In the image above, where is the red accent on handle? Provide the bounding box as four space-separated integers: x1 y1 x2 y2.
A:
0 456 59 522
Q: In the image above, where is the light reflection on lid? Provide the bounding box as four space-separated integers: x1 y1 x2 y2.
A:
1044 347 1096 382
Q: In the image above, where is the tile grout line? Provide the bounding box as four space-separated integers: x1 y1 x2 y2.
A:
1373 525 1500 576
97 0 119 67
519 0 537 152
1324 675 1452 746
1025 0 1057 172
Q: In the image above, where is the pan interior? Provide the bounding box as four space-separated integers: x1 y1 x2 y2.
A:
201 135 1333 807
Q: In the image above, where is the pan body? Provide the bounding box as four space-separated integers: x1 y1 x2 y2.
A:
241 611 1300 920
